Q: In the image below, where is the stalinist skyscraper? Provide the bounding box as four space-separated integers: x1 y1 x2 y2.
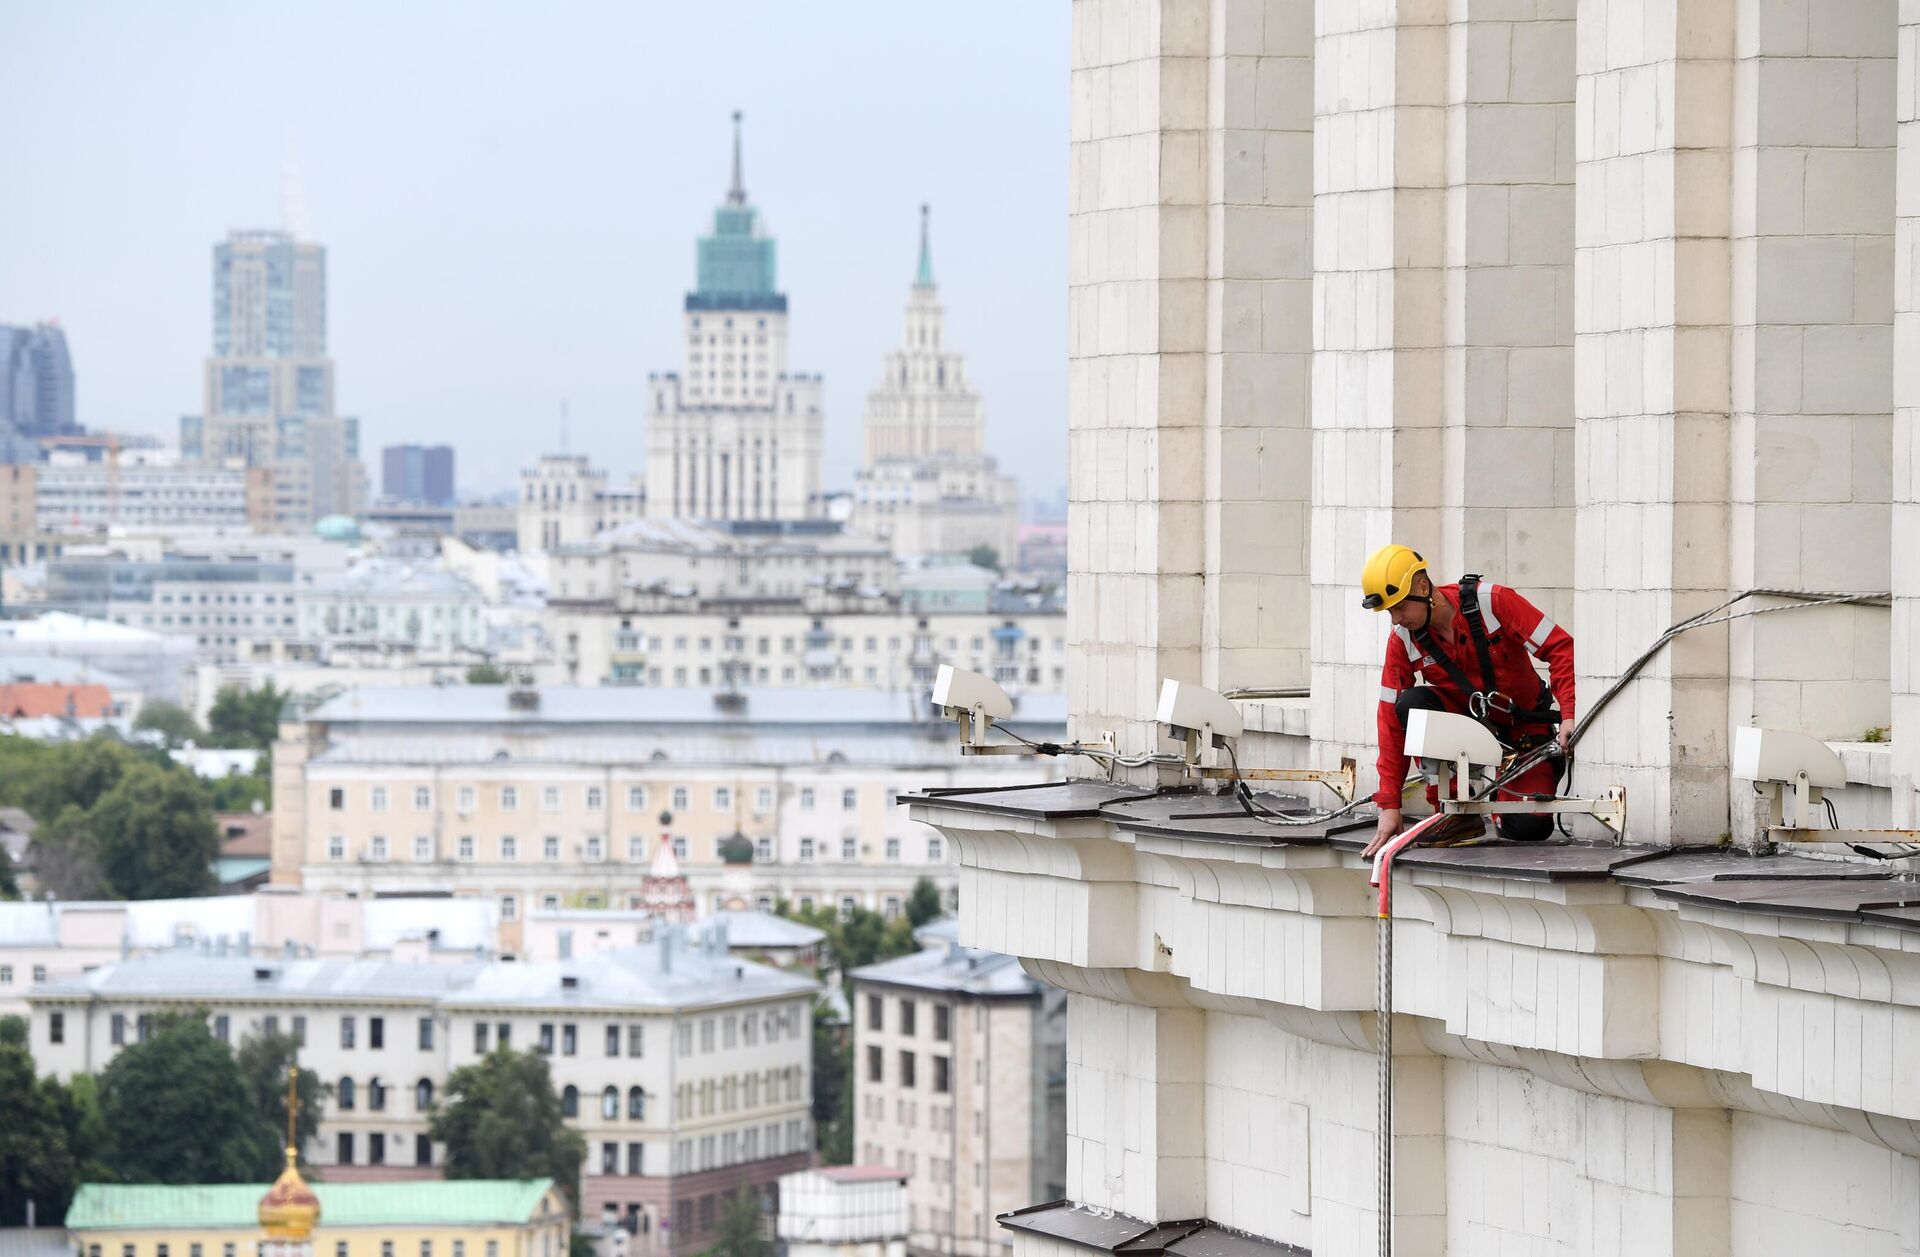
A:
851 206 1018 564
644 113 823 522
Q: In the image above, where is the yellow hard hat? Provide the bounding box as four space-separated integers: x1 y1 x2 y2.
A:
1360 544 1427 611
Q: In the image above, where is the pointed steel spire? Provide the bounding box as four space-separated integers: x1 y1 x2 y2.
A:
915 203 934 288
727 110 746 206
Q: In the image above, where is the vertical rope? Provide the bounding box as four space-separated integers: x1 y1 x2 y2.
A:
1377 896 1393 1257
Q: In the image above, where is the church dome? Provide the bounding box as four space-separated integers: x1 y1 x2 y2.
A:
718 832 755 865
258 1151 320 1239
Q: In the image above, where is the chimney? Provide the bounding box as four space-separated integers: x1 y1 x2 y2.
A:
509 686 540 712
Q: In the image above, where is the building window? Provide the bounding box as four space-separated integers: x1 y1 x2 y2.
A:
475 1022 490 1054
586 836 604 861
866 1045 882 1082
338 1076 356 1110
928 837 944 862
501 835 518 860
542 894 560 911
414 786 432 811
370 786 388 812
885 837 900 861
867 996 882 1030
934 1056 950 1093
213 1013 230 1043
370 835 388 861
544 836 560 861
369 1077 387 1111
563 1024 577 1055
602 1143 618 1174
413 835 431 861
842 788 857 810
293 1015 306 1044
370 1017 385 1049
458 835 474 860
841 838 856 861
628 835 645 861
934 1004 950 1041
606 1024 621 1056
370 1132 385 1165
899 1051 916 1088
501 786 518 811
586 786 604 810
416 1133 432 1166
627 1141 643 1175
602 1086 619 1119
628 1024 644 1057
539 1023 555 1053
672 787 689 811
627 786 646 810
457 786 475 812
50 1011 64 1043
799 837 814 861
419 1017 435 1050
338 1131 354 1163
111 1013 124 1045
563 1085 579 1118
501 895 518 922
899 1000 916 1036
800 787 815 811
329 788 345 810
628 1086 645 1119
672 836 688 859
341 1016 356 1049
328 835 345 861
755 836 772 861
714 787 731 810
755 787 774 811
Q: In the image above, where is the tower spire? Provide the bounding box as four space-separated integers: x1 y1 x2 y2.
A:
915 203 934 289
727 110 746 207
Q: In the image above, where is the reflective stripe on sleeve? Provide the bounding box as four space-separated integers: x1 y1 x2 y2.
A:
1527 616 1557 650
1380 686 1400 704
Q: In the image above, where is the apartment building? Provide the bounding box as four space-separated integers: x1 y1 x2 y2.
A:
272 686 1064 939
28 930 815 1255
849 924 1064 1257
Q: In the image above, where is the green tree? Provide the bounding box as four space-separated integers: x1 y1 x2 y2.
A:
235 1030 331 1172
702 1189 771 1257
905 877 945 928
809 1000 853 1166
0 1025 79 1224
97 1012 276 1184
132 700 205 749
9 736 134 825
81 763 219 899
430 1048 585 1210
831 907 917 975
964 544 1002 573
465 663 509 685
207 765 272 814
207 683 286 751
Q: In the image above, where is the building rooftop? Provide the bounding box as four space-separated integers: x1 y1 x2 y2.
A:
309 560 483 601
65 1179 558 1231
848 925 1038 997
688 909 826 950
0 655 138 689
0 612 169 644
32 952 487 1002
442 936 817 1012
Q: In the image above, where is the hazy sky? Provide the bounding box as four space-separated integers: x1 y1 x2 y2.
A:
0 2 1068 501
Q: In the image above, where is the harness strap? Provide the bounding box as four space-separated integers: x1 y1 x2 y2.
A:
1413 576 1560 729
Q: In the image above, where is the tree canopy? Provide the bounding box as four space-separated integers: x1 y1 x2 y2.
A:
465 663 509 685
702 1190 772 1257
132 700 205 749
964 544 1002 573
0 1020 80 1225
96 1012 278 1183
236 1030 331 1164
809 1000 852 1166
429 1048 585 1209
207 683 287 751
83 763 219 899
905 877 945 928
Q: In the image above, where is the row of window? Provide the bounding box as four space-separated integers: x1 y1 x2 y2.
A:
866 994 953 1040
0 964 47 985
618 632 1064 656
326 833 942 865
670 1120 806 1175
87 1242 506 1257
865 1047 951 1091
334 784 869 814
671 1068 803 1119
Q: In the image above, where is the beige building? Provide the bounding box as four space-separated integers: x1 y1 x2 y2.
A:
902 0 1920 1254
849 923 1064 1257
30 933 814 1255
517 455 644 558
271 685 1066 939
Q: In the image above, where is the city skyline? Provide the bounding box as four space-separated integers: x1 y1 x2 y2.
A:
0 3 1069 502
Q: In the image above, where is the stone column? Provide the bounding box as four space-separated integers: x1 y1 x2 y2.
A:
1571 0 1736 840
1727 0 1894 767
1440 1 1577 623
1202 0 1315 695
1064 993 1207 1221
1893 0 1920 823
1068 0 1209 771
1308 0 1450 773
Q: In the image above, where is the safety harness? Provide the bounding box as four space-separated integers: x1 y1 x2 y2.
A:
1412 574 1560 742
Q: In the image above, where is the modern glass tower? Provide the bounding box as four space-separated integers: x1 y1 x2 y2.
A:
0 322 77 439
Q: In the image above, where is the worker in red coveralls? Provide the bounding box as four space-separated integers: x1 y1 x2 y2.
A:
1357 544 1575 855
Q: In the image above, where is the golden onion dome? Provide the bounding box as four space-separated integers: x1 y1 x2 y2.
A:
259 1148 321 1239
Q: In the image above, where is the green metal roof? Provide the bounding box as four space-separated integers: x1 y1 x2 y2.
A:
66 1180 558 1231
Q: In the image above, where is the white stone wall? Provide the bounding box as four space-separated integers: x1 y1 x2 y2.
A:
1893 0 1920 823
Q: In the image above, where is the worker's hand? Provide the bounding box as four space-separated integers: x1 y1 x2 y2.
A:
1557 727 1571 755
1363 807 1403 859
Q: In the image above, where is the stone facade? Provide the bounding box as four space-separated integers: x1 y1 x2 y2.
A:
910 0 1920 1252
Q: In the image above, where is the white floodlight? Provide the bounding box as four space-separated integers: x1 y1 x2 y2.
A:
1733 726 1847 829
1405 709 1502 800
1157 679 1245 768
933 665 1014 748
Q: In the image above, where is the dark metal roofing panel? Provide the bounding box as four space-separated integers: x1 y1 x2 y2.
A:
901 781 1155 819
1651 877 1920 921
1385 841 1658 881
1611 848 1896 886
997 1203 1308 1257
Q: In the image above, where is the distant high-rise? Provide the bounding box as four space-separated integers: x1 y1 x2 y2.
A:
644 113 823 522
382 443 455 505
184 223 365 526
851 206 1019 565
0 322 77 439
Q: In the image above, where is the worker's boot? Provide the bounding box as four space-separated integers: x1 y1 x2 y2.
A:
1419 812 1487 847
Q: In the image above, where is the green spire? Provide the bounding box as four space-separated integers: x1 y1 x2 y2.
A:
690 110 783 311
915 203 934 289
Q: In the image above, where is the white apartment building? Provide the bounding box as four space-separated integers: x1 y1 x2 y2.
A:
31 450 267 533
906 1 1920 1254
25 932 815 1256
849 924 1065 1257
272 686 1066 940
297 560 489 660
517 455 645 558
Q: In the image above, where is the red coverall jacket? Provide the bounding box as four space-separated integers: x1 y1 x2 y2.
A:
1373 581 1576 810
